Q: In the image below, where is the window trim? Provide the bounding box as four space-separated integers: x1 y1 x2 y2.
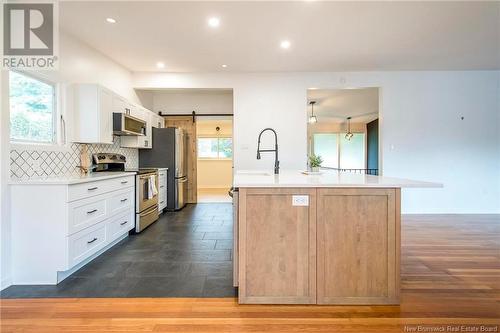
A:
197 136 233 160
8 70 69 152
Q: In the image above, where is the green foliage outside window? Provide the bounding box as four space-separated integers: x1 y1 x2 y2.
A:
9 71 55 143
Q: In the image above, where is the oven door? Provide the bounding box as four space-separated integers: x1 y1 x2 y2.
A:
137 173 158 213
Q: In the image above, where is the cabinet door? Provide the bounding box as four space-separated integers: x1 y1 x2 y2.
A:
98 88 113 144
238 188 316 304
317 188 400 304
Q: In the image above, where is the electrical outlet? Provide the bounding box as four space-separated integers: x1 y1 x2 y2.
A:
292 195 309 206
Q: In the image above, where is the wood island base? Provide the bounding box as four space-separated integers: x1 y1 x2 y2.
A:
235 187 400 305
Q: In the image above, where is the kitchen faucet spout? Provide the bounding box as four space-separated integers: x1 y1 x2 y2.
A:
256 128 280 175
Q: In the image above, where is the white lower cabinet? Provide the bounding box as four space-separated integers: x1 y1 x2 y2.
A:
10 175 135 285
158 168 168 212
68 222 107 268
106 210 134 243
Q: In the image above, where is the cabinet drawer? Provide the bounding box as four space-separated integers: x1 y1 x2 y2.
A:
108 189 134 216
158 196 167 210
67 176 135 202
106 209 134 243
68 180 112 202
68 197 107 235
68 222 106 268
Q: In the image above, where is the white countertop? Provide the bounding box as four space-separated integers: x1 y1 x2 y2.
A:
233 170 442 188
9 171 137 185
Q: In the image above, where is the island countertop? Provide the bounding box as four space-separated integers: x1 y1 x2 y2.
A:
233 169 441 188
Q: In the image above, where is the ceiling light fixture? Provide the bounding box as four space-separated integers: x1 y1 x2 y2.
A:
106 17 116 23
308 101 317 124
156 62 165 69
221 64 227 68
208 17 220 28
345 117 354 140
280 40 291 49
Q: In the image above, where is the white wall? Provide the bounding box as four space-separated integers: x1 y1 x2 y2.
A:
0 31 141 289
133 71 500 214
151 89 233 115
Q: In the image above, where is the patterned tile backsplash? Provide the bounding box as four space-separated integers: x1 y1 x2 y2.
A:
10 137 138 180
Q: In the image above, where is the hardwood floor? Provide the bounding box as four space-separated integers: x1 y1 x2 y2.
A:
1 214 499 333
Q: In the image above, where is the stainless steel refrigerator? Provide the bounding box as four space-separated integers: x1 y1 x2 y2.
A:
139 127 188 210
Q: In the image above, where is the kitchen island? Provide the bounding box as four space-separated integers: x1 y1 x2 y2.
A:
233 170 440 305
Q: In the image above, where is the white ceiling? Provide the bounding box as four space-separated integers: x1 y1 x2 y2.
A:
60 1 500 72
307 88 379 123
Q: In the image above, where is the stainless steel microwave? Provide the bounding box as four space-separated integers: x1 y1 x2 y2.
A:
113 112 146 136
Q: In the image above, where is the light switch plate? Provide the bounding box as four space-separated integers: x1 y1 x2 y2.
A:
292 195 309 206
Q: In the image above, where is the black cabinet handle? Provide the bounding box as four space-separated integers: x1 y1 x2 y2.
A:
87 238 97 244
121 181 128 184
120 198 128 202
120 221 128 226
160 185 164 188
87 209 98 214
160 201 165 204
87 187 98 191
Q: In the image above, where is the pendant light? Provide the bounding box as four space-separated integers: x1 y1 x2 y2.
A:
308 101 317 124
345 117 354 140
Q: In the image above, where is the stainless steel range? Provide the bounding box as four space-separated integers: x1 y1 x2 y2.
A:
93 153 159 233
133 168 159 232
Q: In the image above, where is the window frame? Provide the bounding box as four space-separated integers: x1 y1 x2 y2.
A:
197 135 233 160
8 70 68 151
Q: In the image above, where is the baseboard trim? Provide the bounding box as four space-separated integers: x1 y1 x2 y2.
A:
1 276 12 291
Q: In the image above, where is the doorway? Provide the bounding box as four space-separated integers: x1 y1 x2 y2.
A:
196 117 233 203
307 88 380 175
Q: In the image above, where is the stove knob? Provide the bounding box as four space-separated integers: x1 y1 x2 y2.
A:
120 156 125 160
111 155 117 160
98 156 104 160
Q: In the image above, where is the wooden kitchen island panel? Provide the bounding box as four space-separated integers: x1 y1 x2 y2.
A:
235 185 402 305
238 188 317 304
317 188 400 304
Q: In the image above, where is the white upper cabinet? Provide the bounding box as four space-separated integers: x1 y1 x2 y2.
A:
73 84 113 144
73 84 157 147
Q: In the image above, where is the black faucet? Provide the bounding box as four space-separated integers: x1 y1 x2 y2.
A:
256 128 280 174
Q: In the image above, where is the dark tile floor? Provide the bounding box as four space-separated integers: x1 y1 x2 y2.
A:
1 203 237 298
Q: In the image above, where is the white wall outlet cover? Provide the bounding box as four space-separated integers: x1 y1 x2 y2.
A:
292 195 309 206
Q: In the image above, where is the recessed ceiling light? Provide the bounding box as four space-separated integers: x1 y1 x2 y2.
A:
208 17 220 28
221 64 227 68
106 17 116 24
156 62 165 69
280 40 291 49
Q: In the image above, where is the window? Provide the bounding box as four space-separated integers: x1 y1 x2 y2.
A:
339 133 365 169
313 134 338 168
198 137 232 159
312 133 365 169
9 71 56 144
